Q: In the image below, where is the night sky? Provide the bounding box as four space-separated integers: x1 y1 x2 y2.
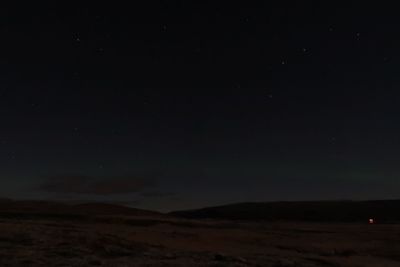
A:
1 2 399 211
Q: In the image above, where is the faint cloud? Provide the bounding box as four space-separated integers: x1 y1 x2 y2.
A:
39 175 156 196
140 191 177 198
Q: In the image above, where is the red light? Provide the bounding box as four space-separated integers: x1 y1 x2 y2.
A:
369 218 375 224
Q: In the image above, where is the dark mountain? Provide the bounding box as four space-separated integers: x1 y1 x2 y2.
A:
72 203 161 217
0 200 162 219
170 200 400 223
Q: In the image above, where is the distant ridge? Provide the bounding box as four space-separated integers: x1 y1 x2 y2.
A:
72 203 161 216
170 200 400 223
0 200 162 218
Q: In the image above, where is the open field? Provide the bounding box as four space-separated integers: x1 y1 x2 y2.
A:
0 206 399 266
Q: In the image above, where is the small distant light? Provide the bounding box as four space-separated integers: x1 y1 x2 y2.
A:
369 218 375 224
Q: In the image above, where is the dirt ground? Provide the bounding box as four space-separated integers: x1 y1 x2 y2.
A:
0 215 399 266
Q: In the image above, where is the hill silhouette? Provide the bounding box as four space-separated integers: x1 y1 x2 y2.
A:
170 200 400 223
0 200 162 219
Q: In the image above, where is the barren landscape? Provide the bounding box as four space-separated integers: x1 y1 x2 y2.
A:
0 201 399 266
2 2 398 267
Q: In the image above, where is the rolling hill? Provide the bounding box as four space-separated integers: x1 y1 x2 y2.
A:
0 200 162 219
170 200 400 223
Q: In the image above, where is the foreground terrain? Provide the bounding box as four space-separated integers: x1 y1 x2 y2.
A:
0 209 399 266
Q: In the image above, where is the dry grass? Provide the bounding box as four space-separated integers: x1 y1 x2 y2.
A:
0 214 399 266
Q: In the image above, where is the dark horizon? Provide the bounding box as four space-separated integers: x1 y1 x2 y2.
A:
1 2 399 211
2 197 400 214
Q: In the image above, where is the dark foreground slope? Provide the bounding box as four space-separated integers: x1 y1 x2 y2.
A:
170 200 400 222
0 200 399 266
